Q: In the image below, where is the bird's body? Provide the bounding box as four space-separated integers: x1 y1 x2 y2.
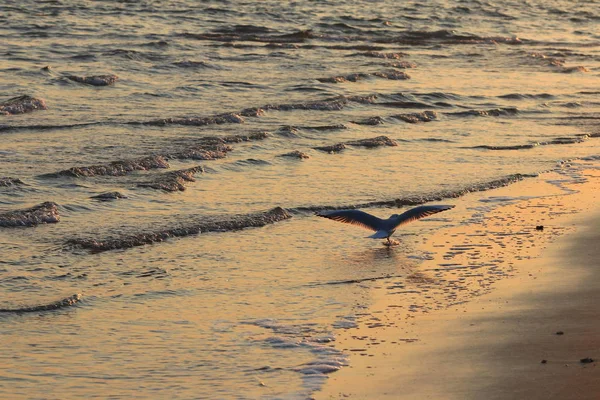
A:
316 205 454 245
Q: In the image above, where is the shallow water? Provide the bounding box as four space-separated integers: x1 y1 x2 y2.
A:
1 0 599 398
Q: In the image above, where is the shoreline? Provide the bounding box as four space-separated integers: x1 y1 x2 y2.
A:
316 167 600 399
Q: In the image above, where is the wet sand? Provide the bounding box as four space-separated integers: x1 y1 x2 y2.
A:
317 168 600 399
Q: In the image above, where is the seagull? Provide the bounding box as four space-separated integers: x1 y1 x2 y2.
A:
316 205 455 245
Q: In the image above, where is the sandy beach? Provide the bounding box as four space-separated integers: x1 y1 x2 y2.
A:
317 168 600 400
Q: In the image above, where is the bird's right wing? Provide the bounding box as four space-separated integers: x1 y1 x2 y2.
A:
316 209 384 232
392 205 455 228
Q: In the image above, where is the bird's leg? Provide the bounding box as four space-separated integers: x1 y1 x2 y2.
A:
386 237 400 246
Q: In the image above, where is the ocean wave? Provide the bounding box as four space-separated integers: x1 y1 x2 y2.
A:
467 134 591 150
378 100 433 109
0 177 25 187
233 158 271 166
0 202 60 227
276 124 346 135
351 116 385 125
40 132 269 180
413 92 464 101
66 74 118 86
376 29 525 45
264 95 376 112
391 111 437 123
278 150 310 159
221 158 273 171
292 173 535 212
314 135 398 153
212 24 275 35
0 93 448 133
389 61 417 69
417 138 455 143
66 207 292 252
314 143 346 153
469 144 538 150
137 166 204 192
40 155 170 178
0 294 81 314
0 95 47 116
91 191 128 201
354 51 407 59
497 93 555 100
179 28 320 44
142 113 245 126
166 132 268 161
345 136 398 148
0 122 101 133
445 107 519 117
102 48 166 62
168 60 225 69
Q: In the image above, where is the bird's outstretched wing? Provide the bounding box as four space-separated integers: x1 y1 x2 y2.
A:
316 209 384 232
391 205 455 228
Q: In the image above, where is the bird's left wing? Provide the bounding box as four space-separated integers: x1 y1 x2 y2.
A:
391 205 455 228
316 209 384 232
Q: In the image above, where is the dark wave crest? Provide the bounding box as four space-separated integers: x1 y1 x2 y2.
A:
467 135 590 150
179 29 320 44
0 177 25 187
40 132 269 179
0 294 81 314
40 156 170 178
293 173 534 212
376 29 525 45
66 207 292 252
0 202 60 227
314 136 398 153
0 95 47 115
446 107 519 117
137 166 204 192
497 93 554 100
